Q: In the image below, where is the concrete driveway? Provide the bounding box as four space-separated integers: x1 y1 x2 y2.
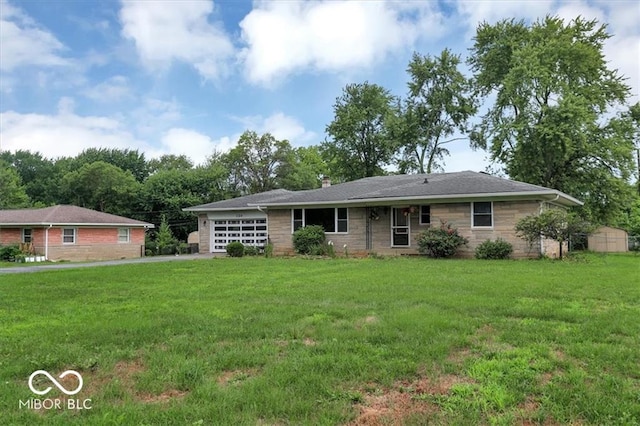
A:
0 253 218 274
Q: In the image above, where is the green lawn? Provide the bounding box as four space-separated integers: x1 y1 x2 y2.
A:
1 255 639 425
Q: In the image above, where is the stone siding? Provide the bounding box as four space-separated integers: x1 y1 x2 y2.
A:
264 200 544 258
198 214 210 253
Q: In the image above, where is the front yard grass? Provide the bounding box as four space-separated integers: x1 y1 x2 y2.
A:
1 254 639 425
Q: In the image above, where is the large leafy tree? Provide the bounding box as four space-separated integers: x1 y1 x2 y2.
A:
278 146 329 190
148 154 194 173
60 161 140 215
138 165 229 241
0 159 30 208
323 82 397 181
629 102 640 195
394 50 477 173
222 131 294 194
468 16 635 224
72 148 149 182
0 150 61 205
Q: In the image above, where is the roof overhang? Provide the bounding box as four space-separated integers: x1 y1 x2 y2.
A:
0 222 154 228
244 190 583 209
182 206 265 213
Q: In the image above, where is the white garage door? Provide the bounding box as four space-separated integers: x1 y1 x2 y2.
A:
211 218 268 252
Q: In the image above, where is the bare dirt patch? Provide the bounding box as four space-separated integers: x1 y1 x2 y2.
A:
217 369 258 387
139 389 188 403
349 373 474 425
355 316 379 330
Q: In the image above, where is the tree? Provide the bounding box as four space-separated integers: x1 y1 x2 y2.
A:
323 82 397 181
278 146 329 190
148 154 194 173
629 102 640 195
60 161 140 215
0 150 60 205
154 215 178 255
222 131 294 194
72 148 149 182
0 159 30 208
394 50 477 173
138 165 228 241
468 16 635 224
515 209 592 259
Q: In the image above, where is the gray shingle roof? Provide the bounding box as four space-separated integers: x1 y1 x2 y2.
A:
0 205 154 227
185 171 582 211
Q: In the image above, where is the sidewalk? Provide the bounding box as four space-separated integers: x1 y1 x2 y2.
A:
0 253 218 274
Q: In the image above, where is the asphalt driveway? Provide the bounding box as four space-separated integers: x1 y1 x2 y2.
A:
0 253 218 274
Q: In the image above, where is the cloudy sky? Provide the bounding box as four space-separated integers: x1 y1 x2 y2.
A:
1 0 638 172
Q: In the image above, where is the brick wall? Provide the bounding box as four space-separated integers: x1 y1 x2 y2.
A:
0 226 147 261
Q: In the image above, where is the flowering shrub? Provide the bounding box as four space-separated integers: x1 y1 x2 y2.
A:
416 221 468 258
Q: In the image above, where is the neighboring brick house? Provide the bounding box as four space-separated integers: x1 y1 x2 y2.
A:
0 205 154 261
184 171 583 258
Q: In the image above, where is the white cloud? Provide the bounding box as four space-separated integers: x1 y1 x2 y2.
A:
0 100 226 166
455 0 554 34
239 1 445 85
0 106 144 159
0 0 71 71
231 112 317 145
119 0 233 80
150 128 232 165
131 98 182 137
83 75 132 102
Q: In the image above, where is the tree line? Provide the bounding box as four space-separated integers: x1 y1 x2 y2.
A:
2 16 639 240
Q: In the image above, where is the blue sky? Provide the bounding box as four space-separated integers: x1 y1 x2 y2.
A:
1 0 638 172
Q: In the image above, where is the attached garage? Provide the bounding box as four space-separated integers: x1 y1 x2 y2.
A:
210 214 268 253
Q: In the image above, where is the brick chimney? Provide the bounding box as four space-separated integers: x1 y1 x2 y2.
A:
322 176 331 188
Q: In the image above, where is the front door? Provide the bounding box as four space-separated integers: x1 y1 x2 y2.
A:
391 208 410 247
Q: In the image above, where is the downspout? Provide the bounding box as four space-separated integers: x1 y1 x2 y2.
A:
45 224 52 260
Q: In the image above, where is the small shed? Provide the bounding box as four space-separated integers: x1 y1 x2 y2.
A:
587 226 628 252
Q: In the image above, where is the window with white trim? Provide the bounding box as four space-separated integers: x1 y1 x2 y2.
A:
118 228 130 243
63 228 76 244
22 228 32 243
420 205 431 225
292 208 348 233
472 202 493 227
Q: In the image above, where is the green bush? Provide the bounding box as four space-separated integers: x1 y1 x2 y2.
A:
264 243 274 258
292 225 326 255
475 239 513 259
226 242 245 257
0 245 22 262
416 222 468 258
243 245 260 256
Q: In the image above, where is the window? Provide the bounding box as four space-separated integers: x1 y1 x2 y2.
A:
62 228 76 244
22 228 32 243
293 209 303 231
472 202 493 227
292 208 348 233
420 205 431 225
118 228 130 243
